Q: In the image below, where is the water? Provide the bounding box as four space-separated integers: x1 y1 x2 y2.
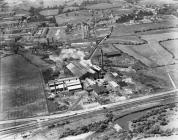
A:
114 110 150 130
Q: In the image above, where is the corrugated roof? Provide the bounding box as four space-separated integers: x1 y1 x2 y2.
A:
66 62 88 77
68 84 82 91
109 81 119 88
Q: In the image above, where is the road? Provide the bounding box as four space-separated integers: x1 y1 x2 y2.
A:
0 89 178 138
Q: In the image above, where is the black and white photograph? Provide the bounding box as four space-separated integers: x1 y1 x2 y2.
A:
0 0 178 139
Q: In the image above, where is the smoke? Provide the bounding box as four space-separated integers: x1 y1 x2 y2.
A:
49 48 86 62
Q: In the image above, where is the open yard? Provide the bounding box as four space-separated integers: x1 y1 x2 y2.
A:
0 55 48 120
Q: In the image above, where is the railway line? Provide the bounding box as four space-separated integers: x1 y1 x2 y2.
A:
0 89 177 138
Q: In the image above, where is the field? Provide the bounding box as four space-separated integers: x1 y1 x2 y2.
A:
86 3 122 10
0 55 48 120
155 64 178 88
113 31 177 67
112 8 135 16
47 27 83 41
160 39 178 59
112 21 178 37
55 12 91 25
47 27 67 40
141 32 178 64
114 44 157 67
105 35 145 44
39 9 59 16
138 0 178 5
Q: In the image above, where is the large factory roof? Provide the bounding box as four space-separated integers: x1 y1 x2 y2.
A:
66 61 96 78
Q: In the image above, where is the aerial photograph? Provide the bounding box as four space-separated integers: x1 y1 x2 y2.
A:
0 0 178 139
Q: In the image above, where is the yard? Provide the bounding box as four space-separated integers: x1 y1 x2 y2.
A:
0 55 48 120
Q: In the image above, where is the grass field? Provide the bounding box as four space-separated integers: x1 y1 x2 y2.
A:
39 9 59 16
160 39 178 59
141 32 178 65
86 3 122 10
55 13 90 25
155 64 178 89
138 0 178 5
105 35 145 44
114 44 158 67
0 55 48 120
112 21 178 36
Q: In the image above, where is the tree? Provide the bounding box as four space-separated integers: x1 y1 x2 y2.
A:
65 24 73 34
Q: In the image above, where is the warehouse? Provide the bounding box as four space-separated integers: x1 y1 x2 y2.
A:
66 62 97 79
48 77 82 92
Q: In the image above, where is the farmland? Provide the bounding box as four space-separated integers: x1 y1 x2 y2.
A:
112 21 178 36
86 2 123 10
0 55 48 121
160 39 178 59
114 44 157 67
55 12 91 25
141 32 178 65
113 31 178 67
39 9 59 16
105 35 145 44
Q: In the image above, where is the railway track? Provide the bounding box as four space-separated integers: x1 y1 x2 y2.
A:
0 90 177 138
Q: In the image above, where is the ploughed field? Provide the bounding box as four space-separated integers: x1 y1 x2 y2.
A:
0 55 48 120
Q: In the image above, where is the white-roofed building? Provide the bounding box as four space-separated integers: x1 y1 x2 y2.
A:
67 84 82 91
108 81 120 93
48 77 82 93
66 62 98 79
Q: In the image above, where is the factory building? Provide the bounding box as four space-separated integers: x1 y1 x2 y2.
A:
66 61 98 79
108 81 120 93
48 77 82 93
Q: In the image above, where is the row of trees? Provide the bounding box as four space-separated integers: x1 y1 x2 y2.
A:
130 104 175 136
116 10 153 23
60 119 110 138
